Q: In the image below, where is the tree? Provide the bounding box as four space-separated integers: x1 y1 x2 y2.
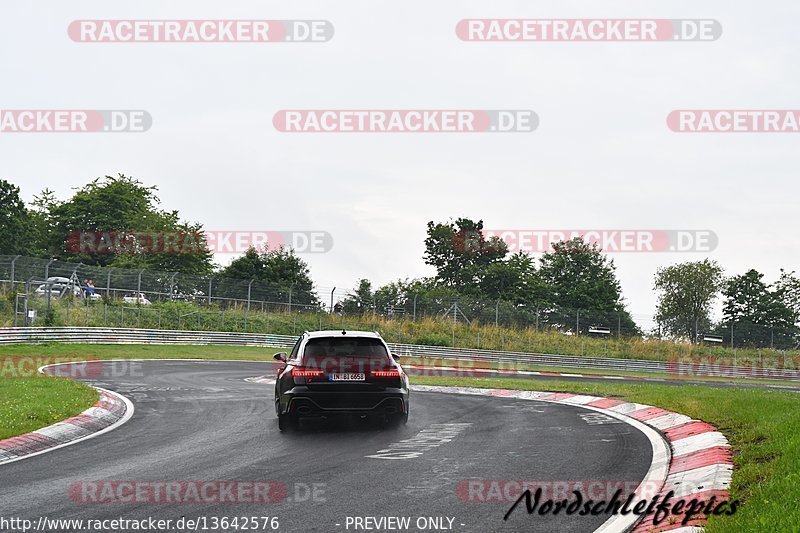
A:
43 174 214 275
424 218 507 290
28 188 58 256
653 259 724 341
219 247 265 280
219 246 317 306
538 237 625 311
480 252 547 306
775 269 800 325
0 179 33 255
538 237 638 334
722 270 791 325
721 269 797 347
340 279 374 314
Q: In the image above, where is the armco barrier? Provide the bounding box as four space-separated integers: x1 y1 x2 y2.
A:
0 327 795 381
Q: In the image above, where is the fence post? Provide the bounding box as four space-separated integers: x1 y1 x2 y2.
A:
24 279 33 326
106 269 112 298
158 309 162 329
137 269 144 296
208 277 213 305
413 294 417 321
576 309 580 335
44 258 54 280
169 272 177 301
247 280 254 312
495 300 499 327
330 287 336 314
10 255 20 287
288 287 293 314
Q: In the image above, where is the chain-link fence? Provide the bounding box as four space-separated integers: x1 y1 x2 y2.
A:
1 255 798 354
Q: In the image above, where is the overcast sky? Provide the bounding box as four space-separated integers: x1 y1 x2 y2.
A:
1 1 798 324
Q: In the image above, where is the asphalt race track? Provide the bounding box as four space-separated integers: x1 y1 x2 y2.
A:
4 360 655 533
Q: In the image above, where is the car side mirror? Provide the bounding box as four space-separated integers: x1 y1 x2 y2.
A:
273 352 287 362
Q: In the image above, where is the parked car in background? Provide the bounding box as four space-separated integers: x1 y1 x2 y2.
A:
34 277 78 299
122 292 152 305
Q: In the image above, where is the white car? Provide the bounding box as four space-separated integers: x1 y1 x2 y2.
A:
34 277 76 298
122 292 152 305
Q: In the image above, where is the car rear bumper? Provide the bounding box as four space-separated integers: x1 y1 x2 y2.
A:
279 386 409 417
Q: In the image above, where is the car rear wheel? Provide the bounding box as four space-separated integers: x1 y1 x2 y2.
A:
278 413 296 432
387 411 408 427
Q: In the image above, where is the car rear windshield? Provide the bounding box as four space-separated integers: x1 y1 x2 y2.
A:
303 337 388 358
301 337 390 372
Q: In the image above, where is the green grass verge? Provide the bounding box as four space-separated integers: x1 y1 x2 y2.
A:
412 375 798 532
409 356 800 388
0 343 281 361
0 377 99 440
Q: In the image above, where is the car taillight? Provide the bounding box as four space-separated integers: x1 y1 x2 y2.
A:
372 369 401 378
292 368 324 378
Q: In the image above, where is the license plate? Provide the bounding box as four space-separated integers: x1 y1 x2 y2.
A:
329 373 365 381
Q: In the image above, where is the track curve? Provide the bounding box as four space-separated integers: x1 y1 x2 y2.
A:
3 360 655 532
